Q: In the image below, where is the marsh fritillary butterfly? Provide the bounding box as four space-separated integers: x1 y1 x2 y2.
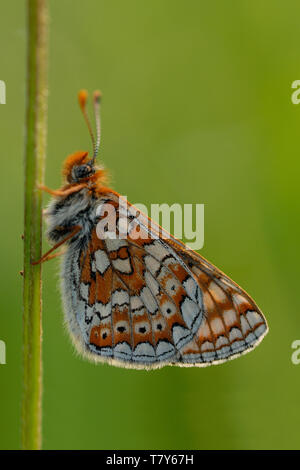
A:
33 90 268 369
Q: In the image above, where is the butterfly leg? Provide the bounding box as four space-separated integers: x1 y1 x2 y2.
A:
31 225 82 265
38 184 86 198
39 249 66 263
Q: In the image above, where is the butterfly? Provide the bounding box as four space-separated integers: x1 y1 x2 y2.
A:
34 90 268 369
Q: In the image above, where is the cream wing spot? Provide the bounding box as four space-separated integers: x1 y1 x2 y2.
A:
105 239 127 252
210 316 225 336
197 321 211 339
130 295 143 312
182 276 200 302
145 240 170 261
223 309 237 329
180 296 200 329
111 257 132 274
208 280 227 304
246 310 263 329
94 249 110 274
203 290 215 313
161 300 177 317
94 301 112 320
232 293 253 313
80 283 89 302
163 275 181 296
201 341 215 352
240 314 252 336
140 286 158 314
144 255 160 276
112 289 129 307
144 271 160 297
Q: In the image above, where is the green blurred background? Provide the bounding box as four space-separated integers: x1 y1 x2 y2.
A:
1 0 300 450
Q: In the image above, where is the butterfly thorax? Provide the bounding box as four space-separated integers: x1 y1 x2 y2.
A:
46 188 105 248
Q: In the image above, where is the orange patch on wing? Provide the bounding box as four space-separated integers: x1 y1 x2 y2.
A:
192 268 211 285
152 312 172 344
112 307 132 345
91 228 105 249
132 312 153 347
129 233 153 247
167 262 189 283
119 246 130 259
96 269 112 304
90 323 112 348
115 253 145 294
233 295 256 315
159 294 185 330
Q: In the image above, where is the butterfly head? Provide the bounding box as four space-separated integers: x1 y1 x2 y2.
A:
62 90 106 185
62 151 95 183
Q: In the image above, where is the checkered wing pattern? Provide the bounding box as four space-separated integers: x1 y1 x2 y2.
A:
64 195 268 369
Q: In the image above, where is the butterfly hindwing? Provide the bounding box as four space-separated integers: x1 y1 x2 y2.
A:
62 194 268 369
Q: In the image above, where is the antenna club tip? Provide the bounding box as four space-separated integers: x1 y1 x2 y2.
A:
78 89 88 109
93 90 102 103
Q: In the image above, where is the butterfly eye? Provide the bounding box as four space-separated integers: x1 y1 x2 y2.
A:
72 164 94 181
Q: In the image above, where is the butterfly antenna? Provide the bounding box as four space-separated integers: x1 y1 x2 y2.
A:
78 89 96 159
92 90 102 164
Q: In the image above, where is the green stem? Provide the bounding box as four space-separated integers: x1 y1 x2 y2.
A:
22 0 48 450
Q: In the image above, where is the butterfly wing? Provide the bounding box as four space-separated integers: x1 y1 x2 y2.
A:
170 247 268 365
132 201 268 366
62 194 268 369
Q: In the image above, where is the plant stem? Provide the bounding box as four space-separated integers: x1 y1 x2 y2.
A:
22 0 48 450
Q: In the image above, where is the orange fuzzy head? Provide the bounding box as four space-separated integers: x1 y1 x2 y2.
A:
62 150 92 183
62 150 108 187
